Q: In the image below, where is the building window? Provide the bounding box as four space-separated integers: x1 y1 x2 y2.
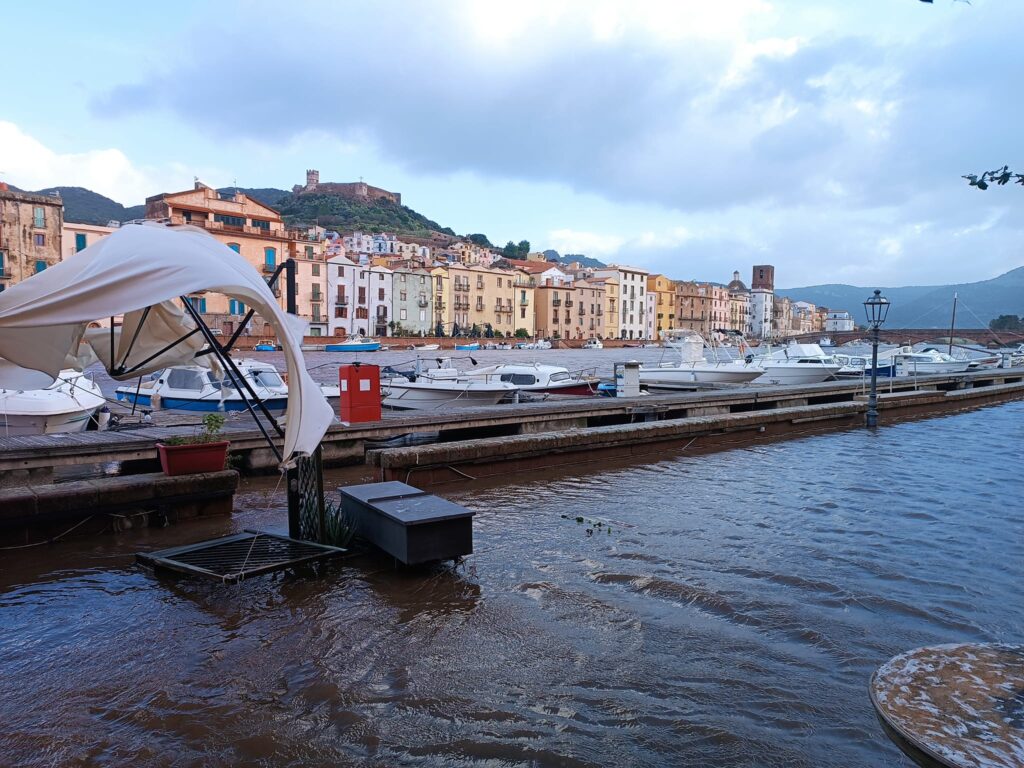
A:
312 263 320 276
400 309 408 321
228 299 246 315
378 288 385 301
33 207 45 228
400 291 407 301
378 273 384 281
264 247 276 267
227 243 241 253
337 266 344 277
251 219 270 230
75 233 87 252
214 214 245 228
188 296 208 313
34 234 46 247
310 327 322 337
0 252 5 275
305 245 314 259
35 260 46 273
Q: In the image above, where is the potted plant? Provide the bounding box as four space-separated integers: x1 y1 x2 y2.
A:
156 413 230 476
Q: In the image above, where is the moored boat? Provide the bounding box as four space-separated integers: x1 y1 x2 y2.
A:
751 343 842 385
115 359 290 413
454 342 480 351
457 362 599 396
381 372 515 409
0 370 105 435
325 336 382 352
582 338 604 350
640 331 763 386
894 346 972 375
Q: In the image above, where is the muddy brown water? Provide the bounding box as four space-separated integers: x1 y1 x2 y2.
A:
1 400 1021 766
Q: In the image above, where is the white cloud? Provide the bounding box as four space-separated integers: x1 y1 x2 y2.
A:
548 228 626 257
0 121 203 203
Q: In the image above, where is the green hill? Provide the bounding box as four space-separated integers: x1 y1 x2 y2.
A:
268 191 455 236
32 186 144 224
777 266 1024 328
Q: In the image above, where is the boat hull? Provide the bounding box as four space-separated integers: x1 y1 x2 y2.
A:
754 365 841 385
896 361 972 375
0 409 95 436
382 381 512 409
325 343 381 352
640 364 762 386
116 390 288 414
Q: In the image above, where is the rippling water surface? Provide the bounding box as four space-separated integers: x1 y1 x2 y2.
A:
1 402 1022 766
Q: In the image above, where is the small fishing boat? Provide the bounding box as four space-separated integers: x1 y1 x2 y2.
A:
819 336 835 347
115 359 290 414
325 336 382 352
454 342 481 351
482 342 513 350
254 342 277 352
582 338 604 350
0 370 105 435
408 343 440 351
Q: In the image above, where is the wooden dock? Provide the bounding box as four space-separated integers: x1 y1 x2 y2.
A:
1 369 1022 483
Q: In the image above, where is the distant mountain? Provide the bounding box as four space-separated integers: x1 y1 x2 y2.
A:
777 266 1024 327
542 249 606 268
33 186 144 225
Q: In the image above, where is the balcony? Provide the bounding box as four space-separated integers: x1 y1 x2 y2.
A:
336 297 349 306
418 298 429 307
310 293 324 303
578 306 585 315
551 299 562 307
475 303 484 312
520 297 529 305
565 300 574 308
262 263 278 274
597 309 604 316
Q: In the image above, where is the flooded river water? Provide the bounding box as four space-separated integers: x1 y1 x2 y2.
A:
1 400 1022 766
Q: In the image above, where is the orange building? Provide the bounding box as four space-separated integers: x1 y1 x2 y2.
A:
145 182 326 335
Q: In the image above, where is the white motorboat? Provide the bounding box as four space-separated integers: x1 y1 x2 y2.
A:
0 370 105 435
407 343 440 351
894 346 972 375
582 338 604 350
639 332 764 386
833 351 898 378
819 336 835 347
751 343 842 385
381 372 516 409
326 336 382 352
456 361 600 396
516 339 552 350
115 359 290 414
482 342 513 350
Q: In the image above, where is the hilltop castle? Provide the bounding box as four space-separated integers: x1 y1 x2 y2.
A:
292 169 401 205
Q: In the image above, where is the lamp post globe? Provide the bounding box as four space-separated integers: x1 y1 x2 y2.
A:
863 289 890 428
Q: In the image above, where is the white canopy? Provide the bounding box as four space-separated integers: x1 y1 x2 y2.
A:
0 222 333 466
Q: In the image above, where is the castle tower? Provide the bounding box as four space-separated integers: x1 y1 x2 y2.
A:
306 169 320 190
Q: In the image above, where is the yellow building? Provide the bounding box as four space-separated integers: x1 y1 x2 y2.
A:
431 265 451 334
646 274 676 340
589 277 618 339
572 279 606 340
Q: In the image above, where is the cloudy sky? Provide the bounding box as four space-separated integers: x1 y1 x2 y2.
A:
2 0 1020 288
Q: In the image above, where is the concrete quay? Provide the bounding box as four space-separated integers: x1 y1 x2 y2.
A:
0 470 238 546
0 369 1020 486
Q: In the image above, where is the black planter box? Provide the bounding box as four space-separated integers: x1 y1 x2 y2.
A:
338 481 474 565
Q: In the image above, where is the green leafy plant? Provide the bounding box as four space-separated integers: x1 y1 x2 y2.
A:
161 412 227 446
323 497 357 548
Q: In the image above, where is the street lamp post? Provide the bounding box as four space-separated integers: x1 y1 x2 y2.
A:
863 289 890 428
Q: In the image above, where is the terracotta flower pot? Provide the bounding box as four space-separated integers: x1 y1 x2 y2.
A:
156 441 230 476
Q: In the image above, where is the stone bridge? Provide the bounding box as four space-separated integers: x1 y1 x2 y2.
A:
791 328 1024 347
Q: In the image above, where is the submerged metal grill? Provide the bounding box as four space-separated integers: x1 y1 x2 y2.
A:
137 530 345 583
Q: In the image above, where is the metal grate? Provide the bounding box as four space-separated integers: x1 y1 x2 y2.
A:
137 530 345 583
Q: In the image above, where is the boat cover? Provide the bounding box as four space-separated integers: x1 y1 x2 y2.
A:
0 223 333 466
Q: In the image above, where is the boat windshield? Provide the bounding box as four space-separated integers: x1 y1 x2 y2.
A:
168 369 205 391
250 369 283 387
500 373 537 385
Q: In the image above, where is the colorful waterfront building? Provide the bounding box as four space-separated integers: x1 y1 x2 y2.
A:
572 279 606 340
646 274 676 340
592 265 648 339
62 221 118 261
0 185 63 292
391 266 434 336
